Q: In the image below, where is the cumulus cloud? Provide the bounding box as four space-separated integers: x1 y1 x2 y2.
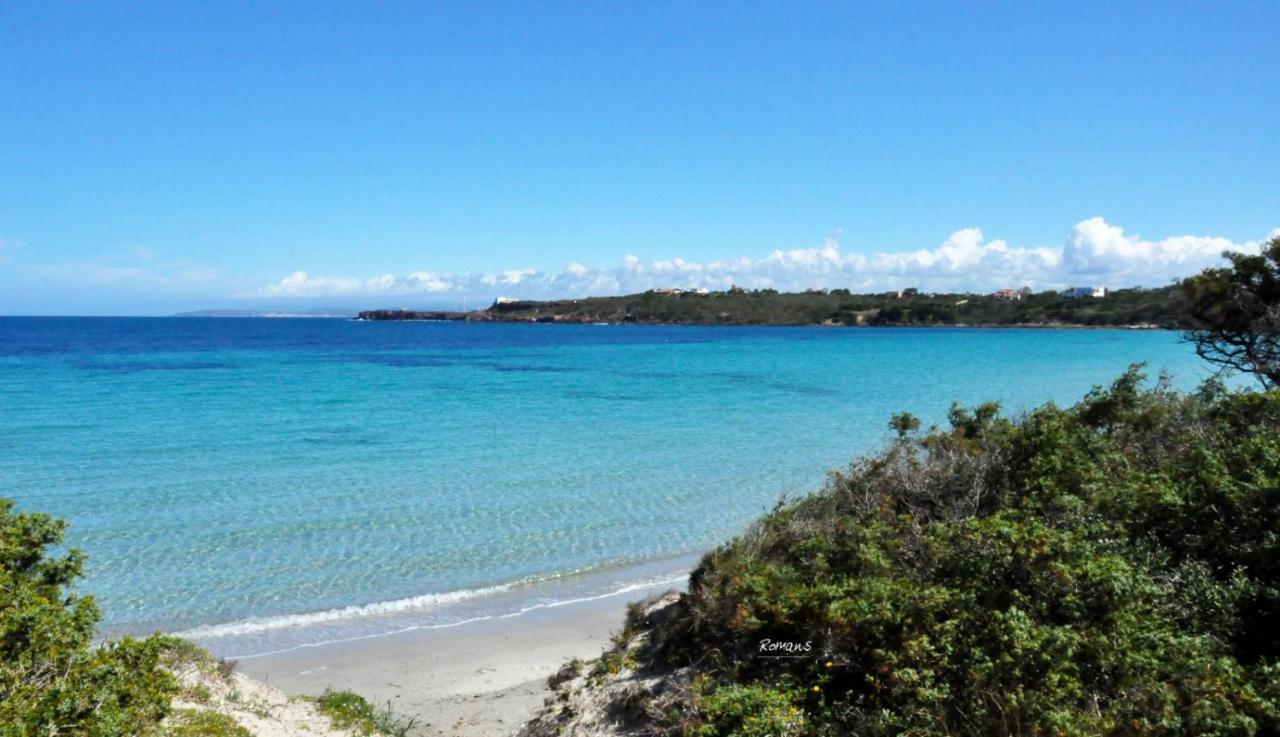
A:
256 218 1272 301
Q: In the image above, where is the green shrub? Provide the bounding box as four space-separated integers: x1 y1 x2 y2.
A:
0 498 179 736
312 688 417 736
162 710 252 737
648 367 1280 736
692 680 807 737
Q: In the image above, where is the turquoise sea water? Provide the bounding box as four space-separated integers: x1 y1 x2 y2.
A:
0 318 1214 656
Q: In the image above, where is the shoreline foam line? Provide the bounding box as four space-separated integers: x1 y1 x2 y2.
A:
176 555 694 641
216 573 689 660
175 580 522 640
167 554 698 659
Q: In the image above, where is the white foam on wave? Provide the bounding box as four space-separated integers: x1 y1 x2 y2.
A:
176 580 521 639
174 560 693 655
217 573 688 660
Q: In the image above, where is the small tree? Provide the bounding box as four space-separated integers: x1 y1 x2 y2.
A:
0 498 177 736
1180 234 1280 388
888 411 921 438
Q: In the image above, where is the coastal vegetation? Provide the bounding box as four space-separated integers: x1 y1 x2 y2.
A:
1182 235 1280 388
525 244 1280 735
529 366 1280 736
360 284 1186 328
309 690 418 737
0 498 406 737
1 497 178 735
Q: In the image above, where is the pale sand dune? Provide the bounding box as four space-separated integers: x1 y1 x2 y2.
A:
234 582 677 736
170 664 362 737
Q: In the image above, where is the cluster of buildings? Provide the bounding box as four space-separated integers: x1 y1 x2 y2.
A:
649 287 711 295
991 286 1107 301
1060 285 1107 299
991 288 1030 301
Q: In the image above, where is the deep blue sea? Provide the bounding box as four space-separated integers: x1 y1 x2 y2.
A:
0 317 1215 657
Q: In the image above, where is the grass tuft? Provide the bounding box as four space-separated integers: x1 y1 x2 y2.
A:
312 689 418 737
163 709 253 737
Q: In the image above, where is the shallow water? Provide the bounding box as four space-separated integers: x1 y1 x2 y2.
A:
0 318 1213 655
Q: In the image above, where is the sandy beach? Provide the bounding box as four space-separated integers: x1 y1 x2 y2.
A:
234 580 680 736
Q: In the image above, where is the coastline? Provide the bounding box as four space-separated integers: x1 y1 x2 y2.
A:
234 577 681 737
175 554 698 662
355 287 1185 329
353 316 1173 330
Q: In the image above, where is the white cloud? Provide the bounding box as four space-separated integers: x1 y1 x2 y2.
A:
1061 217 1244 279
256 218 1273 301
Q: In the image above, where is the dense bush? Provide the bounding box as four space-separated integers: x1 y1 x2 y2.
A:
0 498 178 736
643 368 1280 736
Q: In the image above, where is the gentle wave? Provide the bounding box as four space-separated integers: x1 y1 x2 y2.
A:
177 581 529 639
175 565 689 642
218 573 690 660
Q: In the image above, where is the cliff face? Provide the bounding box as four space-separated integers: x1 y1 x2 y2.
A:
357 309 476 321
356 307 598 323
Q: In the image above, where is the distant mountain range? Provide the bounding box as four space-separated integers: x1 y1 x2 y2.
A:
173 309 355 318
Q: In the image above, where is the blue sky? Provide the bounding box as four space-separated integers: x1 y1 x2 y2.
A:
2 2 1278 314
